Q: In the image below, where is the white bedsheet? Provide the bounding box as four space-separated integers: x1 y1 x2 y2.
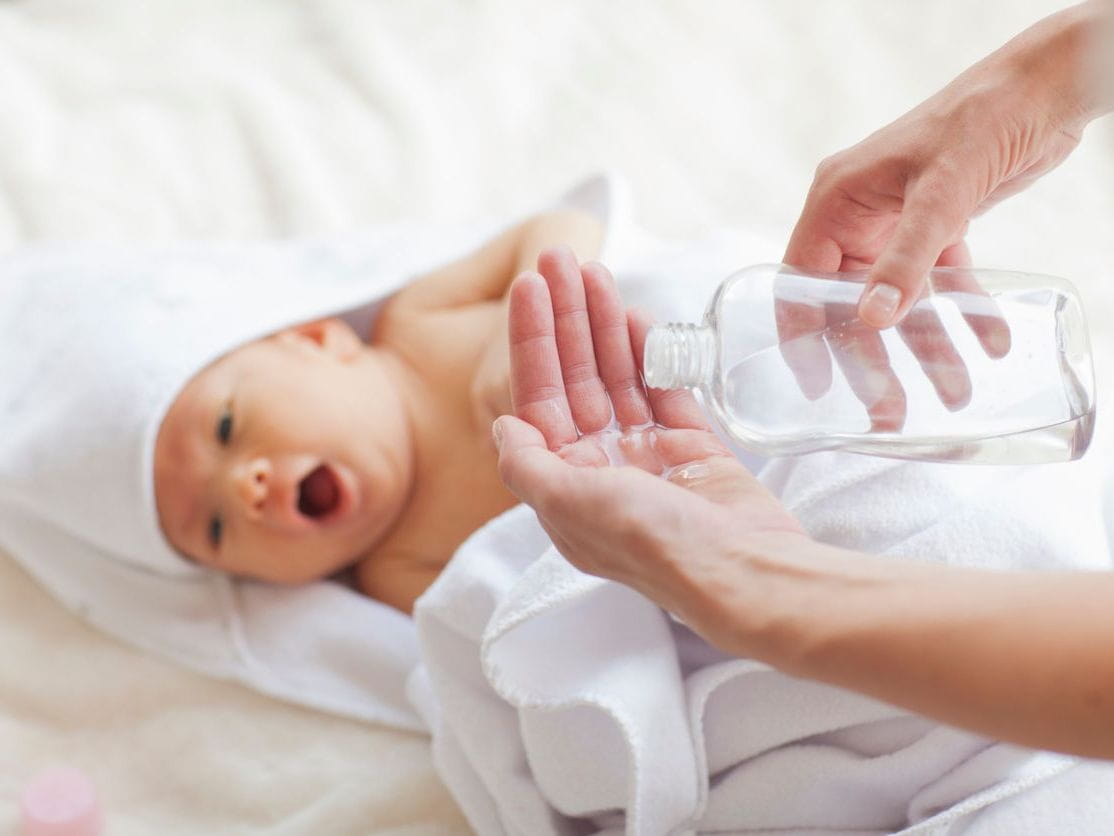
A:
1 1 1111 834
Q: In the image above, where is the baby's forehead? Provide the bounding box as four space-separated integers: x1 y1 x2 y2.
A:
167 334 265 417
188 330 276 385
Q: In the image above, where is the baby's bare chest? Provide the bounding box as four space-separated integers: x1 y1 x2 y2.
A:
355 415 517 611
355 300 516 609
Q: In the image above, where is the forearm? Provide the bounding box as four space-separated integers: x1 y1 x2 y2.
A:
685 537 1114 757
992 0 1112 128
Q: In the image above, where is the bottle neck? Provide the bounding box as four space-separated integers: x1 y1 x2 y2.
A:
643 323 715 389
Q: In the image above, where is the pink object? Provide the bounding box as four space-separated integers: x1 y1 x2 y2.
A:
19 767 103 836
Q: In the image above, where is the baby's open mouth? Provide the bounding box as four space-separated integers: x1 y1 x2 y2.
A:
298 463 342 519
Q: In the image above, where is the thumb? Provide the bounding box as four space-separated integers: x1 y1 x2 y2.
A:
860 177 971 327
493 415 570 513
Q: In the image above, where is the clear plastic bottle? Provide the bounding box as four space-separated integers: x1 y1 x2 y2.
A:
642 264 1095 464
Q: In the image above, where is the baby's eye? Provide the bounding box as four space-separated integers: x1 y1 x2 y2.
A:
216 405 233 445
208 514 224 549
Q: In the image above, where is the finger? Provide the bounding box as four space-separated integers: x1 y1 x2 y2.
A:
493 414 575 516
537 246 612 434
932 245 1011 359
496 414 663 573
581 261 653 428
629 308 710 430
508 272 579 449
775 270 833 401
825 318 907 432
782 175 847 275
781 214 842 400
935 239 971 269
862 176 972 328
895 304 972 410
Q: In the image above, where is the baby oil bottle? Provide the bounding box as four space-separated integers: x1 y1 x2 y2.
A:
642 264 1095 464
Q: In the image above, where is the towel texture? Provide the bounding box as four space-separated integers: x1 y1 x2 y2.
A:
412 420 1114 834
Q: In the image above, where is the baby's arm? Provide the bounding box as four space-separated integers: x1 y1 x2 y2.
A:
394 209 604 311
396 209 603 430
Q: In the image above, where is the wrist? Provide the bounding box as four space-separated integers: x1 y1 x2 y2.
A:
676 531 953 679
1006 1 1111 130
669 528 834 662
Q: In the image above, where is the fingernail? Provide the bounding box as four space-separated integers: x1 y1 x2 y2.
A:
491 417 505 449
859 283 903 327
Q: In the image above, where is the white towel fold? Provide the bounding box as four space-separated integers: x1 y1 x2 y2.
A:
412 415 1114 834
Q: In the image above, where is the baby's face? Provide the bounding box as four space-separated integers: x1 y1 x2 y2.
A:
154 319 414 584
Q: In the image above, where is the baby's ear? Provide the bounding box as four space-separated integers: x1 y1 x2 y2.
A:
282 318 363 361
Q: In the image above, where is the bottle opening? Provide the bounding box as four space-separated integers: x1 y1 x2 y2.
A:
643 324 714 389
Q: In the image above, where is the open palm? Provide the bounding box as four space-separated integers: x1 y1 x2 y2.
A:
495 247 804 619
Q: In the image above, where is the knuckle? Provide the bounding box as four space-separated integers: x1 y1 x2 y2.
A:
608 375 643 398
522 384 565 404
561 358 599 385
813 153 843 184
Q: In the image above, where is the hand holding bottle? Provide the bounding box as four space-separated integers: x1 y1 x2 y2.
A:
773 265 1012 432
643 263 1093 463
783 2 1107 329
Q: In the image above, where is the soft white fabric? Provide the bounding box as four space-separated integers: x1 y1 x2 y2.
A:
412 421 1114 835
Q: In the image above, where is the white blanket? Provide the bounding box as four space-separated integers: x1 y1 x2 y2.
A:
412 430 1114 834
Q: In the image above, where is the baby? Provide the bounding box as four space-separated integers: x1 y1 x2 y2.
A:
153 208 602 613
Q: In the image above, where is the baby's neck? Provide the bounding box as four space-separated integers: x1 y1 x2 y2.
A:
353 345 517 611
368 345 448 455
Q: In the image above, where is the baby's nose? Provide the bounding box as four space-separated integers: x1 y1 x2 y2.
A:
234 457 272 517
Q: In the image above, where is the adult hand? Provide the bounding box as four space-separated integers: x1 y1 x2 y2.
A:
784 4 1101 329
773 266 1010 431
775 2 1110 423
494 247 806 647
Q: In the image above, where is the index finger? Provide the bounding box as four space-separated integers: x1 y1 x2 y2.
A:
781 211 842 400
538 247 613 434
629 308 710 430
931 260 1012 360
581 261 652 428
508 272 580 450
776 291 832 401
